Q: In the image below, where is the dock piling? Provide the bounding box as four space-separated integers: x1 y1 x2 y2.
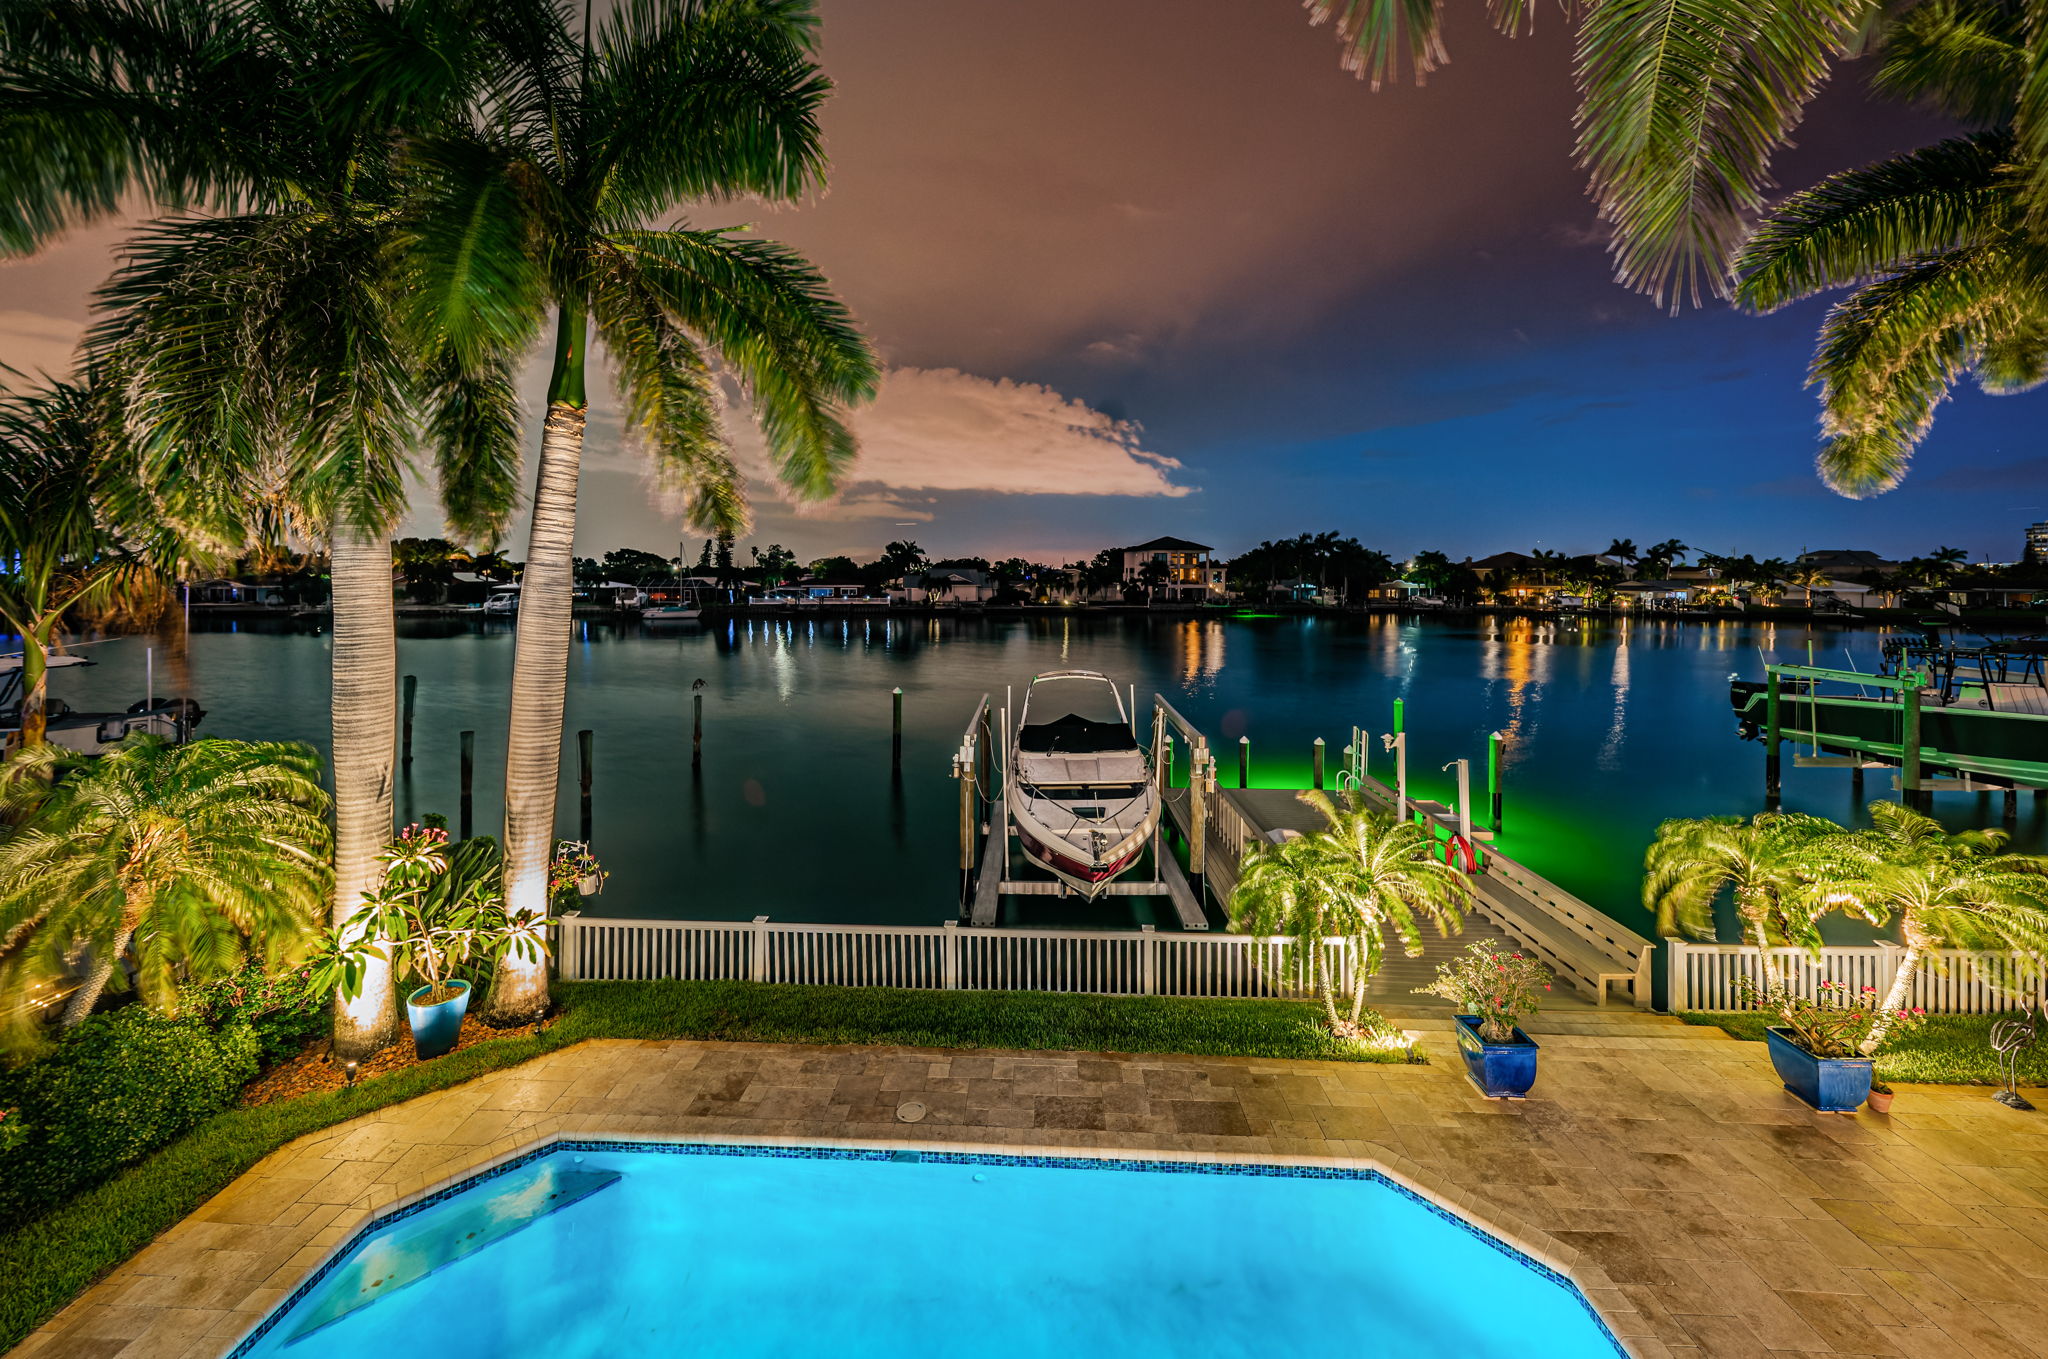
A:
2007 786 2020 827
1902 674 1924 808
1764 672 1782 806
1238 736 1250 789
1488 730 1504 833
577 728 593 843
1312 737 1324 789
401 674 417 768
892 687 903 770
692 692 703 769
458 730 474 840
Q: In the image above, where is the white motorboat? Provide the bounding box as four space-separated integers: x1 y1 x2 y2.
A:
1006 670 1161 897
482 584 520 616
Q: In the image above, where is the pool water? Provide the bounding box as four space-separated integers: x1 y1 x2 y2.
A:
234 1142 1621 1359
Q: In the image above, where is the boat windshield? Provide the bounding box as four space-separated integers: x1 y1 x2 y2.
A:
1039 783 1143 800
1017 711 1135 754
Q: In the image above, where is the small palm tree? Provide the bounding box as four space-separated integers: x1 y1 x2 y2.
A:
1643 812 1866 979
1788 562 1832 607
1231 791 1468 1037
1832 802 2048 1054
0 737 330 1038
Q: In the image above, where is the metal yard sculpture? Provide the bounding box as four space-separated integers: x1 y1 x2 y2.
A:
1990 1001 2041 1111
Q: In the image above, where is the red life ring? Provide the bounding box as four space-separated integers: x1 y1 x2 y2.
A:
1441 835 1477 873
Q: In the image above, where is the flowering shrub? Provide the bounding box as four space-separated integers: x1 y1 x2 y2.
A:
548 841 606 901
1415 940 1551 1042
1736 976 1928 1058
180 964 332 1067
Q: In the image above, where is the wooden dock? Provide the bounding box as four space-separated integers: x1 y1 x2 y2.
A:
1153 699 1656 1008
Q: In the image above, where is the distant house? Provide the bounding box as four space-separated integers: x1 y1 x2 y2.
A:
192 579 287 607
793 576 868 600
1466 552 1535 584
889 568 995 605
1116 536 1226 601
1467 552 1570 602
1610 580 1694 608
1797 548 1897 577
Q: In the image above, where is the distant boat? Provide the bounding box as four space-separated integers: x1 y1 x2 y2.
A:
482 584 520 616
641 593 702 622
1006 669 1160 897
0 652 205 754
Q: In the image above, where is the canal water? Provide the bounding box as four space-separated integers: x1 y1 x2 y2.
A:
39 612 2048 938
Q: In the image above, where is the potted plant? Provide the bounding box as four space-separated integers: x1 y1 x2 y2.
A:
550 841 607 899
312 826 548 1058
1866 1080 1895 1115
1739 978 1925 1113
1416 940 1551 1098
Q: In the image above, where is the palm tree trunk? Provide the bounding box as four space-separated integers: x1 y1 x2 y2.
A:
1859 939 1924 1056
329 526 400 1059
61 887 145 1026
488 305 589 1025
1314 939 1342 1032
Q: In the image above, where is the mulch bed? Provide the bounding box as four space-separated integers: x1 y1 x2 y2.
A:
240 1014 543 1107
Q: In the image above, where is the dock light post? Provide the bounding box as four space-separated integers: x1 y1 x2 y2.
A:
1382 732 1408 820
1488 731 1505 834
1313 737 1325 789
1239 736 1250 789
1444 758 1472 847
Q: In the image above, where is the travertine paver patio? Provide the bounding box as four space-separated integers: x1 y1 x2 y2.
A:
13 1010 2048 1359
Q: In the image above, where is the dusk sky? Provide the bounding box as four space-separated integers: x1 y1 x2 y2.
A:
0 1 2028 566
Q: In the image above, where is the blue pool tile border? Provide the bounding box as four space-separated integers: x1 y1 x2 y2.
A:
227 1138 1629 1359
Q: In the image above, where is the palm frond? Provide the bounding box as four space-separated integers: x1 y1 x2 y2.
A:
1733 132 2016 313
390 131 550 368
420 346 523 543
1872 0 2026 125
1575 0 1876 309
612 226 876 502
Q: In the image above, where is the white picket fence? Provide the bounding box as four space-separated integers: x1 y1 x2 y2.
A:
555 912 1355 999
1666 939 2048 1013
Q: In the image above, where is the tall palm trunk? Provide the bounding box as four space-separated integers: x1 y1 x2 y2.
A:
13 625 49 750
1859 936 1925 1056
61 883 145 1026
488 306 588 1025
329 526 400 1058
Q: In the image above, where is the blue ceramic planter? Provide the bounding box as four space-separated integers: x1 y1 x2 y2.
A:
406 980 471 1059
1454 1015 1538 1098
1765 1026 1872 1112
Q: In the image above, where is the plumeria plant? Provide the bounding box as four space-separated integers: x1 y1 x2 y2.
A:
310 825 548 1007
1736 976 1928 1060
1416 939 1552 1042
548 842 607 902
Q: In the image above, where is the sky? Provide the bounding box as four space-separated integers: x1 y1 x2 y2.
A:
0 1 2032 567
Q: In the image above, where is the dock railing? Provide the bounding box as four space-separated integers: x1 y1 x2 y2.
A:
556 912 1356 998
1666 939 2048 1013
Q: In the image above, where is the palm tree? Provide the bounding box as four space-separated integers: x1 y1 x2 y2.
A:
1605 539 1639 578
1641 539 1690 580
1231 791 1468 1037
1788 562 1832 607
0 737 330 1039
399 0 878 1023
1643 811 1865 980
0 382 164 750
1831 802 2048 1053
30 1 525 1058
1729 4 2047 496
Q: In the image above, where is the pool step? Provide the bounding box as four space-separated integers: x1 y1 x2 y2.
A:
285 1161 620 1344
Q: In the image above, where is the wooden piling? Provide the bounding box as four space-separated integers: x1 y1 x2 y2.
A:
1312 737 1324 789
1238 736 1250 789
578 728 593 843
401 674 417 768
1764 672 1782 804
1488 730 1504 833
2007 786 2020 826
1902 674 1923 808
892 687 903 770
458 730 474 840
692 693 703 769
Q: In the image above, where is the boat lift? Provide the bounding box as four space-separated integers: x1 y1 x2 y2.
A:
951 690 1208 930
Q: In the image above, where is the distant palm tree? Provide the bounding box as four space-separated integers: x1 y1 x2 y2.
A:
1231 791 1468 1037
0 382 167 750
1641 539 1690 579
1831 802 2048 1054
1788 562 1832 607
0 737 330 1038
396 0 878 1023
1605 539 1640 577
1643 812 1865 979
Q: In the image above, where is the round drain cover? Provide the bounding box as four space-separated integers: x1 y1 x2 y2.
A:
896 1100 928 1123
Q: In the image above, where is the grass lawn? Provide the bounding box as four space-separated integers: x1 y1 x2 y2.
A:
0 980 1409 1350
1680 1010 2048 1086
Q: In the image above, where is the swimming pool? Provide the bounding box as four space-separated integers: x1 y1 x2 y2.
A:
233 1141 1623 1358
